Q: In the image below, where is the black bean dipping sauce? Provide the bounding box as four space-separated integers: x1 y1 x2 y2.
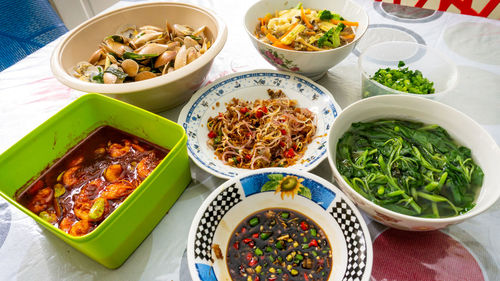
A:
226 208 332 281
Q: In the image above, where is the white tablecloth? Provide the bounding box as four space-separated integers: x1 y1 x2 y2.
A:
0 0 498 280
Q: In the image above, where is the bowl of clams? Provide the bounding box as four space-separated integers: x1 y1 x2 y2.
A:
51 2 227 112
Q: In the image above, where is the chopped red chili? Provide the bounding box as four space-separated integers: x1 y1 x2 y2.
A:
309 239 318 247
300 221 309 231
284 148 295 158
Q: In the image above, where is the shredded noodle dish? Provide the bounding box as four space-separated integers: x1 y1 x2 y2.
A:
207 89 317 169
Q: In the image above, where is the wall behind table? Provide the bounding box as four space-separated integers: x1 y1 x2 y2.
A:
376 0 500 18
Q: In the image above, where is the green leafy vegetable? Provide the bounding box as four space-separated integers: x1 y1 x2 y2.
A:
189 35 202 41
336 119 483 218
370 61 436 95
91 66 104 83
317 23 345 48
104 67 128 79
123 52 158 60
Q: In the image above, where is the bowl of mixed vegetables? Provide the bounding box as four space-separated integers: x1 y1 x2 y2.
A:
244 0 368 80
327 95 500 231
359 41 457 99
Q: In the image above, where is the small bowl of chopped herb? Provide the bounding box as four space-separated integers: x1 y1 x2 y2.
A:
327 95 500 231
358 41 457 99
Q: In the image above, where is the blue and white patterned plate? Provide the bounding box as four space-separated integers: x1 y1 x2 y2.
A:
187 168 373 281
178 70 341 179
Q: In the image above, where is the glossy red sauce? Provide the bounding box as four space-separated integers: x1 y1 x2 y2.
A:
16 126 169 236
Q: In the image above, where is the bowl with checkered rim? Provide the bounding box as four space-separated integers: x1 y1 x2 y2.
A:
187 168 373 281
177 69 341 179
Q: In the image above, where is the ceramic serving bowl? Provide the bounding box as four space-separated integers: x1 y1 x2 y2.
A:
327 95 500 231
187 168 373 281
178 69 342 179
51 2 227 112
244 0 368 80
359 41 458 100
0 94 191 268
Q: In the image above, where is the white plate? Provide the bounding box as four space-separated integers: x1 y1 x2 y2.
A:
187 168 373 281
178 69 341 179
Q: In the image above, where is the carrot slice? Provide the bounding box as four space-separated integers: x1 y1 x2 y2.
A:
301 6 314 29
266 33 279 43
272 41 294 50
265 34 293 49
341 34 356 40
331 19 359 27
278 22 298 40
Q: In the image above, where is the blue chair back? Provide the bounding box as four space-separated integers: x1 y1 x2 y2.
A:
0 0 68 71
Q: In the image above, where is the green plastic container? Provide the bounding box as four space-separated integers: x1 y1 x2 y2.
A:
0 94 191 268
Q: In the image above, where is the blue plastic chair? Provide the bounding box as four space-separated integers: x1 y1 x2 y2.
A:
0 0 68 71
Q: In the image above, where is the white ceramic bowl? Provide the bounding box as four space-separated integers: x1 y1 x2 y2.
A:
244 0 368 80
359 41 458 100
187 168 373 281
327 95 500 231
51 2 227 112
178 69 342 179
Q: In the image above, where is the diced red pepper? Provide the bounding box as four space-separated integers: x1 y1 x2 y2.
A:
218 113 223 117
241 227 246 233
233 242 239 249
243 238 252 244
300 221 309 231
245 154 252 160
246 253 253 261
284 148 295 158
261 106 268 113
268 277 277 281
279 141 286 147
248 241 255 248
208 131 216 138
304 273 310 281
280 129 287 135
309 239 318 247
255 276 261 281
249 257 258 266
292 144 298 151
256 110 263 118
252 233 259 238
240 107 249 114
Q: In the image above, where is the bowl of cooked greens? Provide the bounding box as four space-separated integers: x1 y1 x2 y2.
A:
51 2 227 112
244 0 368 80
327 95 500 231
187 168 373 281
359 41 457 99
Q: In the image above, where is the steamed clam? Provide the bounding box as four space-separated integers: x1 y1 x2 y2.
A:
71 21 212 84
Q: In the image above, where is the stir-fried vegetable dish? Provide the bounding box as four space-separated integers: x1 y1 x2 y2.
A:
336 120 484 218
255 3 358 51
207 89 317 169
226 208 332 281
370 61 435 95
16 126 168 236
72 21 212 84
